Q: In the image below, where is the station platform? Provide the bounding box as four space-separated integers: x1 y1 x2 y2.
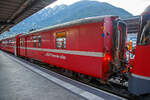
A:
0 50 126 100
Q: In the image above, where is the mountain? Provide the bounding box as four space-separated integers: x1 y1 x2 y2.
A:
2 0 133 37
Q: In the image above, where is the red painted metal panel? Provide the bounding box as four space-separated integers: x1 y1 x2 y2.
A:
23 21 109 80
132 45 150 77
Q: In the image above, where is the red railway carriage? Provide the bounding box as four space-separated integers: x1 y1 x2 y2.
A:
17 15 127 81
0 36 16 54
0 34 20 56
128 5 150 95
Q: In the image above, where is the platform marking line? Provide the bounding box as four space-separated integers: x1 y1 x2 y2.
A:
5 53 105 100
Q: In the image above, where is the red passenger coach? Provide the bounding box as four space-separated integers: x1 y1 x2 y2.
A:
0 34 20 56
16 15 127 81
128 5 150 95
0 36 16 54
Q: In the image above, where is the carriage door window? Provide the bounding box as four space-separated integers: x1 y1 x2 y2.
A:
56 32 66 49
38 36 41 48
33 36 37 47
21 38 24 47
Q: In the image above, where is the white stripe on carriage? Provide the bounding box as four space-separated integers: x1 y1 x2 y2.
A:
19 47 105 57
132 73 150 81
3 45 14 48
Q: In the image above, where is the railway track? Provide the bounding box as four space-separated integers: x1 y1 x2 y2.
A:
36 63 138 100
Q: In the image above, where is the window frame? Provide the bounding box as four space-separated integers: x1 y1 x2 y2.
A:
138 14 150 45
33 36 37 48
56 31 66 49
20 38 24 47
38 35 42 48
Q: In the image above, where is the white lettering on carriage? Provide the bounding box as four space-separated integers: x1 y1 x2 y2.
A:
46 53 66 60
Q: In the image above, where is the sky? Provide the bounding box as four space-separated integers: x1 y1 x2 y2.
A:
47 0 150 15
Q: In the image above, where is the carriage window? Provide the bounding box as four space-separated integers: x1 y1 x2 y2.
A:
38 36 41 48
139 15 150 45
33 36 37 47
21 38 24 47
8 40 11 46
9 40 12 46
56 32 66 49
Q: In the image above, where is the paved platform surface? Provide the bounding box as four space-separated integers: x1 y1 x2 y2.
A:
0 50 126 100
0 51 86 100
